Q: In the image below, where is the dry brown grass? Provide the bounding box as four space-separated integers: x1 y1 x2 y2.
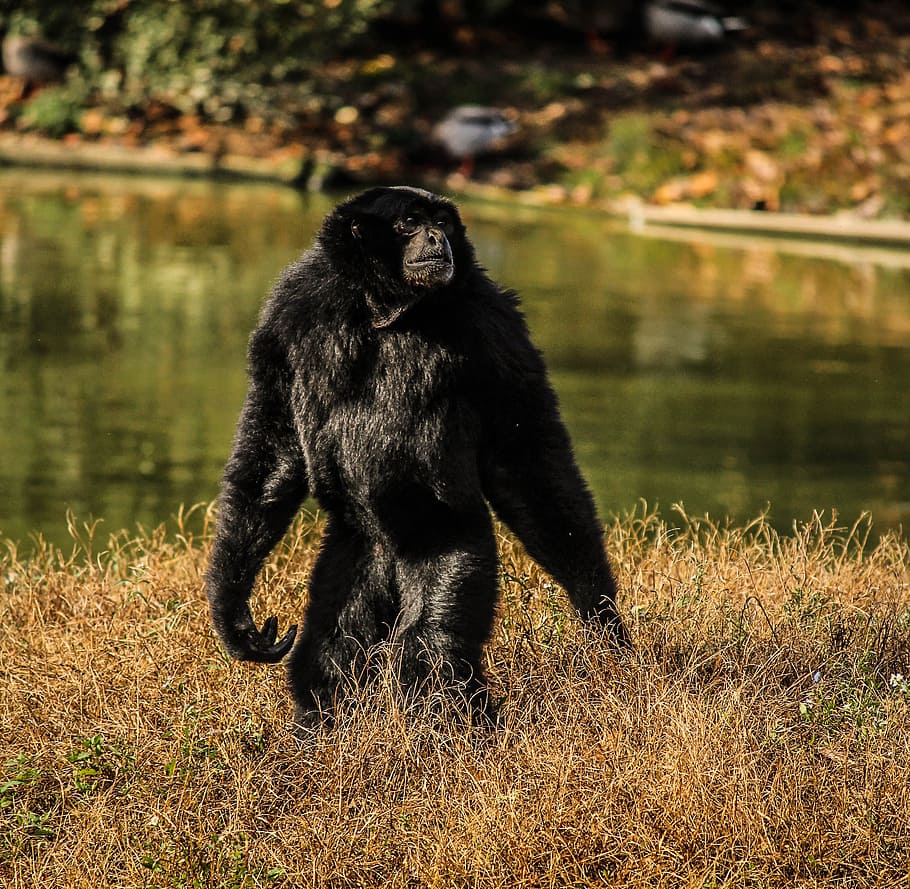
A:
2 505 909 888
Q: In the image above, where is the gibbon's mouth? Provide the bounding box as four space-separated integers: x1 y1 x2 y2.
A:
404 256 455 288
405 257 450 269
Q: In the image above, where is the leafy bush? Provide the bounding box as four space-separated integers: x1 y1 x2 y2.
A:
110 1 393 96
18 82 89 136
1 0 395 107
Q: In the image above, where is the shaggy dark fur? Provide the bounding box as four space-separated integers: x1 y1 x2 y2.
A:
206 186 628 729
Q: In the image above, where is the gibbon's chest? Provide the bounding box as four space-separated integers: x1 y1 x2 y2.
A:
370 327 463 411
301 322 476 456
298 322 483 513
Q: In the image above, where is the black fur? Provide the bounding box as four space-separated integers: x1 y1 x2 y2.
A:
206 186 629 729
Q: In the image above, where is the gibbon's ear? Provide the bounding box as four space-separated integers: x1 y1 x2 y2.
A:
348 210 373 242
347 210 390 244
341 210 399 262
318 195 402 286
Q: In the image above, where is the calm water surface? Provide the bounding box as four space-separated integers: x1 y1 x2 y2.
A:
1 170 908 549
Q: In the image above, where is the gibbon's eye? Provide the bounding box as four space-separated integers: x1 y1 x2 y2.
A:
396 216 419 234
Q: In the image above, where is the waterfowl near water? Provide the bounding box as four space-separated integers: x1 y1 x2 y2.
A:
2 34 75 85
432 105 518 176
644 0 748 47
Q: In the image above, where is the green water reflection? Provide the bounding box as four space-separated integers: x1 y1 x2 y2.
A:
1 171 908 548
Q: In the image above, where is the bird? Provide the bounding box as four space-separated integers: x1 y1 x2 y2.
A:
644 0 748 47
431 105 518 177
2 34 75 85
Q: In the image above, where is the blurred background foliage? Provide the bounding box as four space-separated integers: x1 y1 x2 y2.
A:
0 1 856 127
1 0 397 104
0 0 644 151
2 2 908 216
0 1 808 109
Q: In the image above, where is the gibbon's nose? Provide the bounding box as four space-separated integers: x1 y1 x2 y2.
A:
427 227 444 246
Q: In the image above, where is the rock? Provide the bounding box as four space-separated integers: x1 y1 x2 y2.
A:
744 150 779 183
653 169 718 204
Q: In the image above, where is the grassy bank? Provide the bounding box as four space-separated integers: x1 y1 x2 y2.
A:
2 506 909 887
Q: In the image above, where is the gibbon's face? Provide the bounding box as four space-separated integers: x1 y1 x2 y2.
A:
345 187 466 288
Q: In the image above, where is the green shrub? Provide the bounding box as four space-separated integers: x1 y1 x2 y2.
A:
18 83 88 137
1 0 395 107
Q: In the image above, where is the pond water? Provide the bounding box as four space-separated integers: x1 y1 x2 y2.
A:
1 170 908 550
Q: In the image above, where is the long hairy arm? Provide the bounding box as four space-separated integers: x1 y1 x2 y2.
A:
206 323 308 662
478 296 630 647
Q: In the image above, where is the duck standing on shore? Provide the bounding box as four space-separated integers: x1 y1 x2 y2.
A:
644 0 748 47
432 105 518 177
2 34 74 85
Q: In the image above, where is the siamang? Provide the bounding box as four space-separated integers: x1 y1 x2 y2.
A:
206 186 629 730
